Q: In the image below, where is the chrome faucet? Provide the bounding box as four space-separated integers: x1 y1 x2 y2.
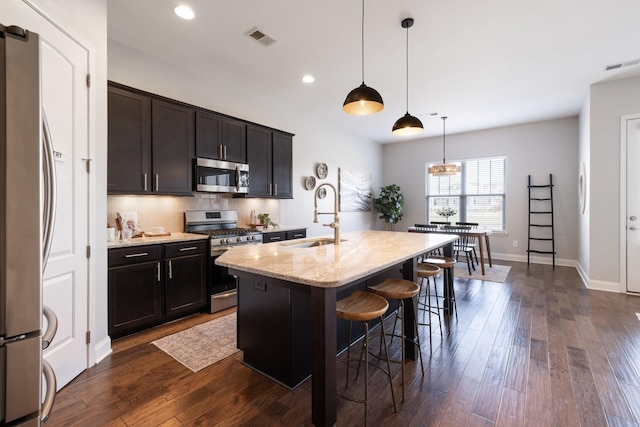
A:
313 183 340 245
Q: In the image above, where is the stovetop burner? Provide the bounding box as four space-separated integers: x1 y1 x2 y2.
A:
203 227 261 237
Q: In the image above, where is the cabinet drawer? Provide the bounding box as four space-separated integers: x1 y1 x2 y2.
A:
263 231 286 243
109 245 162 267
286 229 306 240
164 240 207 258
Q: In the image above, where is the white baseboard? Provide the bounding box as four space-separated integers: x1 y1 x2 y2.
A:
490 252 576 267
93 337 112 365
586 279 622 293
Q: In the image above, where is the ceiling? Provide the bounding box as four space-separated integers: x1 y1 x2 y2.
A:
107 0 640 143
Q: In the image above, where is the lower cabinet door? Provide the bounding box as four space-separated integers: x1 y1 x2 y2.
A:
165 253 207 318
108 260 162 338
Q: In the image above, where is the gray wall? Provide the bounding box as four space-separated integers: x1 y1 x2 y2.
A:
587 75 640 291
382 117 579 265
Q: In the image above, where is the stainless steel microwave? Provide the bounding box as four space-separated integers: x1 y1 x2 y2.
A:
194 158 249 194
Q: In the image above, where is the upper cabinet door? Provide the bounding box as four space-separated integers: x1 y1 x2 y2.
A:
221 118 247 163
108 86 151 194
195 110 222 160
247 125 272 197
272 131 293 199
151 99 194 195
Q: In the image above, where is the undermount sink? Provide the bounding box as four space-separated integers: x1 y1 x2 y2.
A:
281 238 347 248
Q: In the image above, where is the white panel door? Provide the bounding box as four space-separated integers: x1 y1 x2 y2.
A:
5 0 90 389
626 117 640 293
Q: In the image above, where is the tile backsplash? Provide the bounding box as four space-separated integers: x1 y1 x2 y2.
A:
107 194 281 232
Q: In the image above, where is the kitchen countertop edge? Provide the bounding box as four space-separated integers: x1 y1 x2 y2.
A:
107 232 208 249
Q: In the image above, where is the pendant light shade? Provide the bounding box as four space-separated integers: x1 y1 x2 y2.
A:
429 116 461 175
343 0 384 115
392 18 423 136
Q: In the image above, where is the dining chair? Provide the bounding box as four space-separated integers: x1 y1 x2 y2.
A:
455 222 480 263
430 221 451 226
443 225 476 274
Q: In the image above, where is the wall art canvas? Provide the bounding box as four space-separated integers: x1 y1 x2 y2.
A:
339 168 372 212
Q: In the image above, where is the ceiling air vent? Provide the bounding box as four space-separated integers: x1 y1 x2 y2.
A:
605 57 640 72
246 27 277 47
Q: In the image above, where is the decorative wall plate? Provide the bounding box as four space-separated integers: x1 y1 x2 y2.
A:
316 162 328 179
317 187 327 199
305 175 316 190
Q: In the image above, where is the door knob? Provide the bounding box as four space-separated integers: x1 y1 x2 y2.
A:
630 226 637 231
631 216 637 221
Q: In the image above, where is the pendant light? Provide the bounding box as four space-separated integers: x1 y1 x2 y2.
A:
343 0 384 115
392 18 423 136
429 116 461 175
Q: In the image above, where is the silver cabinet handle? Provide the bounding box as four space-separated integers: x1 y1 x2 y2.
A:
269 183 273 195
292 234 305 238
269 236 282 241
125 252 149 258
155 174 159 192
168 260 173 279
143 173 148 191
41 359 57 423
42 305 58 350
218 144 223 159
156 262 161 282
223 145 227 160
274 183 278 196
179 246 198 252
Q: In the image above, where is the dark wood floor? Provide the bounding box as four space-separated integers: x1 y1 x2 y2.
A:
47 261 640 426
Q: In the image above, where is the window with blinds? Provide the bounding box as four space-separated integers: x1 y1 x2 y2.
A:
426 156 506 231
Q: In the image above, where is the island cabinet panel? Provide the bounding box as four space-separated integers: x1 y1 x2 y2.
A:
151 99 194 195
235 266 400 389
195 110 247 163
237 276 312 388
246 125 294 199
107 86 151 194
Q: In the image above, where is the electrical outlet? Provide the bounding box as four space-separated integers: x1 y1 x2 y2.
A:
513 240 518 247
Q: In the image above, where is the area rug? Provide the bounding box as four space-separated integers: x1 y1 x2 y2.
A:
151 312 239 372
453 262 511 283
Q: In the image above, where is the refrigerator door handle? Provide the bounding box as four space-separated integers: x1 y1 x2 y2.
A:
42 305 58 350
42 111 57 271
40 359 57 423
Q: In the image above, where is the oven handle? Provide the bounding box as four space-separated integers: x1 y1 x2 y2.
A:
212 290 237 299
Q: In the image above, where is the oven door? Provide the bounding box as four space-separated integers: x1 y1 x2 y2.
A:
210 252 238 313
194 158 249 194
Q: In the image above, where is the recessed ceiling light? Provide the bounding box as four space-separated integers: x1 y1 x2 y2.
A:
302 75 315 84
174 5 195 20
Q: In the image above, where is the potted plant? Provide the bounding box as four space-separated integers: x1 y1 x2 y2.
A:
435 207 457 223
373 184 404 230
257 213 279 229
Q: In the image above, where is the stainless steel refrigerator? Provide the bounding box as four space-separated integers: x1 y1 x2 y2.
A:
1 23 58 426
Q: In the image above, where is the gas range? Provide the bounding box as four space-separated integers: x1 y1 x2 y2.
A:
184 210 263 255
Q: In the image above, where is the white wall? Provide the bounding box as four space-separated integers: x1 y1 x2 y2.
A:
107 41 383 238
382 117 579 264
589 75 640 291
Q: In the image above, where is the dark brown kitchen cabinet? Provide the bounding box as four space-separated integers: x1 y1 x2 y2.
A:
108 246 162 339
246 125 293 198
195 110 246 163
107 86 151 194
164 241 207 318
108 82 193 196
108 240 207 339
151 100 194 195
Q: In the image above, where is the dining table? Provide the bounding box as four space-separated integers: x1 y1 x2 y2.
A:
408 226 493 275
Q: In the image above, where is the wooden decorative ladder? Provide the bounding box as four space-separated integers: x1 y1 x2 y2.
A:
527 174 556 268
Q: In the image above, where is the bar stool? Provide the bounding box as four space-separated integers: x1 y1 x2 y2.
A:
423 255 458 319
336 290 397 425
368 278 423 402
416 263 443 347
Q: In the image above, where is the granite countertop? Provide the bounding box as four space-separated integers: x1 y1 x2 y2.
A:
107 232 208 249
242 224 308 233
215 230 458 288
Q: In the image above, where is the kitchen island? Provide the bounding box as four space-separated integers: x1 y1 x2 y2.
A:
216 230 457 427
